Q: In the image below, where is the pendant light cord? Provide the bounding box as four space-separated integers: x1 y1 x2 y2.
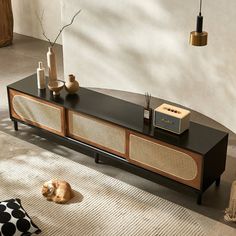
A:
199 0 202 16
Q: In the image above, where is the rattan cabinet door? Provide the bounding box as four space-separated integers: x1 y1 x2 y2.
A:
67 110 127 157
128 132 202 189
9 89 65 136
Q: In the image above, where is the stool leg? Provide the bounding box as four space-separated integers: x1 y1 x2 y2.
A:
13 121 18 131
215 176 221 187
94 152 99 163
197 192 202 205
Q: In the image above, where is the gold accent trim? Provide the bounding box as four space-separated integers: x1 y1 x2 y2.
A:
189 31 208 46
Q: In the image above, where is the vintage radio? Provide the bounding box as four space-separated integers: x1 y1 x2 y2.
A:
153 103 190 134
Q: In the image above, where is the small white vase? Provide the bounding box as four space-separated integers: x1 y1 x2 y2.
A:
36 61 46 89
47 46 57 82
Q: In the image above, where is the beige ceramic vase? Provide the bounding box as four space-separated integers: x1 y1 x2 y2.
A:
47 47 57 82
65 74 79 94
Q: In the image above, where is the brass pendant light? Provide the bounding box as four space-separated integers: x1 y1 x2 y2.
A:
189 0 208 46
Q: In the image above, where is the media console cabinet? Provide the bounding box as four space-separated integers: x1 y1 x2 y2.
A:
7 74 228 204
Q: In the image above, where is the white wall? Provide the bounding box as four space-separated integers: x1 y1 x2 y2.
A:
61 0 236 133
12 0 62 44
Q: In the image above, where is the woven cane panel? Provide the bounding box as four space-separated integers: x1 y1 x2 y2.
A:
68 112 126 154
12 95 62 132
129 135 197 181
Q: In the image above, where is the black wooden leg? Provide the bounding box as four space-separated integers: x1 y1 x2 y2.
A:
215 176 221 187
197 192 202 205
94 152 99 163
13 121 18 131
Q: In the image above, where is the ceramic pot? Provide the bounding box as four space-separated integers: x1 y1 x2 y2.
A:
0 0 13 47
65 74 79 94
47 46 57 82
48 80 65 96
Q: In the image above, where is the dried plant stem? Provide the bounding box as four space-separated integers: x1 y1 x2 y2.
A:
36 9 81 47
52 9 81 47
36 10 53 46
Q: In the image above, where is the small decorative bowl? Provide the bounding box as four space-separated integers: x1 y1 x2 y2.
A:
48 80 65 96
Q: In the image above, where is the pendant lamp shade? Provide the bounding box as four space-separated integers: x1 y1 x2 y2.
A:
189 0 208 46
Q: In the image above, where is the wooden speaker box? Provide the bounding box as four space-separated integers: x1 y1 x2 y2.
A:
154 103 190 134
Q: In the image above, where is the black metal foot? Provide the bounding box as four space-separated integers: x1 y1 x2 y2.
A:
215 177 221 187
197 193 202 205
94 153 99 163
13 121 18 131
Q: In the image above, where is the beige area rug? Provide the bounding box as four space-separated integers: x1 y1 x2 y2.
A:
0 131 235 236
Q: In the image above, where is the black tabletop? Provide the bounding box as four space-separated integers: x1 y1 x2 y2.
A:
7 74 228 155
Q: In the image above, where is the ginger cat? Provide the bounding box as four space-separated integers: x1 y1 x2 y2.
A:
41 180 74 204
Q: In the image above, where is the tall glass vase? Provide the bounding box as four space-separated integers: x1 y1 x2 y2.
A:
47 46 57 82
0 0 13 47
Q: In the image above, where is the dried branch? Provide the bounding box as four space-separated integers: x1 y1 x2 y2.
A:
36 9 81 47
36 10 53 46
52 9 81 47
